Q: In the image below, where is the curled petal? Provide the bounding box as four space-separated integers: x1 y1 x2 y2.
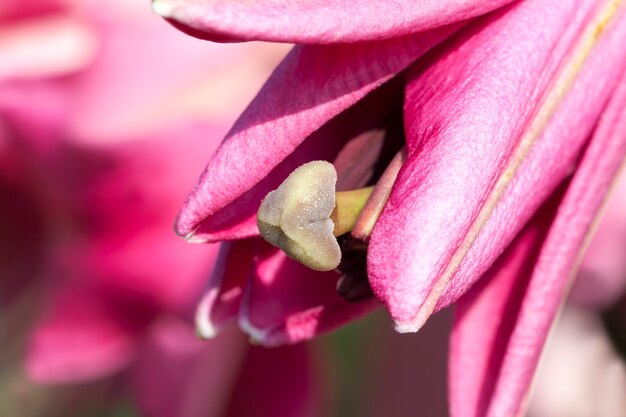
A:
569 166 626 308
175 26 460 242
238 242 378 347
369 0 626 331
153 0 511 43
485 60 626 417
450 60 626 417
449 190 562 417
196 240 257 338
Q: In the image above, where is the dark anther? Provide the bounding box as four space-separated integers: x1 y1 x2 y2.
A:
335 235 373 302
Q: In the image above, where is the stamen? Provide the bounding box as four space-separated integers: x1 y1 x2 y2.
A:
336 236 373 301
352 147 407 241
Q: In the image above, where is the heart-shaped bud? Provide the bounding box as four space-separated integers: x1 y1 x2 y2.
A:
257 161 341 271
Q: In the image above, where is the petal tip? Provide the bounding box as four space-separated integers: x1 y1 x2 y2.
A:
238 313 269 344
238 312 285 348
183 231 207 244
393 309 430 333
393 321 423 334
195 293 219 339
151 0 175 18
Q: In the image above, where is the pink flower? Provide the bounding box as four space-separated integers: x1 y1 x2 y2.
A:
0 0 224 382
158 0 626 415
0 2 306 416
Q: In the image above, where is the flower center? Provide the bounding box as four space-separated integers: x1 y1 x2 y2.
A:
257 136 406 302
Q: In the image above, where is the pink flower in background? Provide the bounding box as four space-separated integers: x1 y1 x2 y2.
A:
1 1 313 416
527 304 626 417
0 0 234 382
157 0 626 415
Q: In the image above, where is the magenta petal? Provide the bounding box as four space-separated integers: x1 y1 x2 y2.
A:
175 26 460 242
449 192 562 417
196 239 257 338
483 66 626 417
26 285 142 383
569 166 626 308
238 241 378 346
368 0 626 331
450 66 626 417
431 1 626 310
49 124 225 313
0 0 66 21
153 0 511 43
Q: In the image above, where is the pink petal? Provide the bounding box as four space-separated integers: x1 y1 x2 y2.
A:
22 124 230 383
368 0 626 331
133 317 247 417
0 14 96 79
153 0 512 43
450 58 626 417
238 241 378 346
26 284 144 383
449 190 563 417
176 26 460 242
569 166 626 308
196 239 257 338
40 124 224 313
485 59 626 417
0 1 66 22
333 129 386 192
66 7 269 143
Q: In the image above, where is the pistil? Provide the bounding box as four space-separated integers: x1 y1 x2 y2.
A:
256 147 407 274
